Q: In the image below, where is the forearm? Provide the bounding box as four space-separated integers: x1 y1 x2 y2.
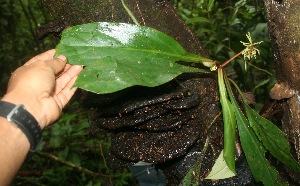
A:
0 116 30 185
0 50 81 185
0 93 43 185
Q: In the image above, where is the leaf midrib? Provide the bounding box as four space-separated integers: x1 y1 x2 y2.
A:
61 44 205 63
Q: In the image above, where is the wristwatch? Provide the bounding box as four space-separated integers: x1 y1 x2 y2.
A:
0 101 42 158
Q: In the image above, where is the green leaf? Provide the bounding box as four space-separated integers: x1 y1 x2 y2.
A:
208 0 215 11
68 152 81 166
234 103 285 186
181 137 210 185
244 103 300 172
55 22 212 94
180 166 199 186
205 150 236 179
224 76 288 186
186 17 209 24
217 69 236 173
253 79 270 91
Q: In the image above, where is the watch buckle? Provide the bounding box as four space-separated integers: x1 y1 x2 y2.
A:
7 104 24 122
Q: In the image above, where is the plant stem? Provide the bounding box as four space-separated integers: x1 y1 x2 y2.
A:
247 61 273 76
121 0 140 25
100 143 113 185
36 151 115 178
220 50 243 69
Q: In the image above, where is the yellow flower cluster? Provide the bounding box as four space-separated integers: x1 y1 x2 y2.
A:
240 32 263 60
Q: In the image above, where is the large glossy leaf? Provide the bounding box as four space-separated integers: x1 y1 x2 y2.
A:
224 76 287 186
217 69 236 173
245 104 300 172
55 22 212 94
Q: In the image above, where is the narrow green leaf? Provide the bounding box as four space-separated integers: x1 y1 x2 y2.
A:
205 150 235 179
186 17 209 24
208 0 215 11
224 76 288 186
253 79 270 91
55 22 212 94
181 137 209 185
180 166 199 186
244 104 300 172
217 69 236 173
234 103 286 186
181 152 205 186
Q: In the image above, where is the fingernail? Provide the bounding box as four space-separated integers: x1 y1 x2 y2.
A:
57 55 67 62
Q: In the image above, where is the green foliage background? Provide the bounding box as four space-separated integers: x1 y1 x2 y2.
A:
0 0 54 95
0 0 274 185
174 0 275 109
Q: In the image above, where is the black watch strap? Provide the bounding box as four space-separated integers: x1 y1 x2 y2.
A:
0 101 42 155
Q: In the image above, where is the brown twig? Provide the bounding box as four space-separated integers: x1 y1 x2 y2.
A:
220 50 244 69
100 143 113 185
36 151 114 179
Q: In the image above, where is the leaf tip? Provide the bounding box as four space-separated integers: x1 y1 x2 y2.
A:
205 150 236 180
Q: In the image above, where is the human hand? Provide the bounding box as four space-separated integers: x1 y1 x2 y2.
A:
1 49 82 129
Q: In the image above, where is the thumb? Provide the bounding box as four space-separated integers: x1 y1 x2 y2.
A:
47 55 67 74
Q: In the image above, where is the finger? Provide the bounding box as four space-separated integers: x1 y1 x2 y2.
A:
42 98 63 127
25 49 56 65
64 65 83 79
54 76 78 109
56 55 67 62
54 65 83 94
46 57 68 75
56 64 72 79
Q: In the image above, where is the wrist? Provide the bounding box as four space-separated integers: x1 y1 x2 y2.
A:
0 116 30 152
0 101 43 157
0 116 30 184
1 92 44 129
